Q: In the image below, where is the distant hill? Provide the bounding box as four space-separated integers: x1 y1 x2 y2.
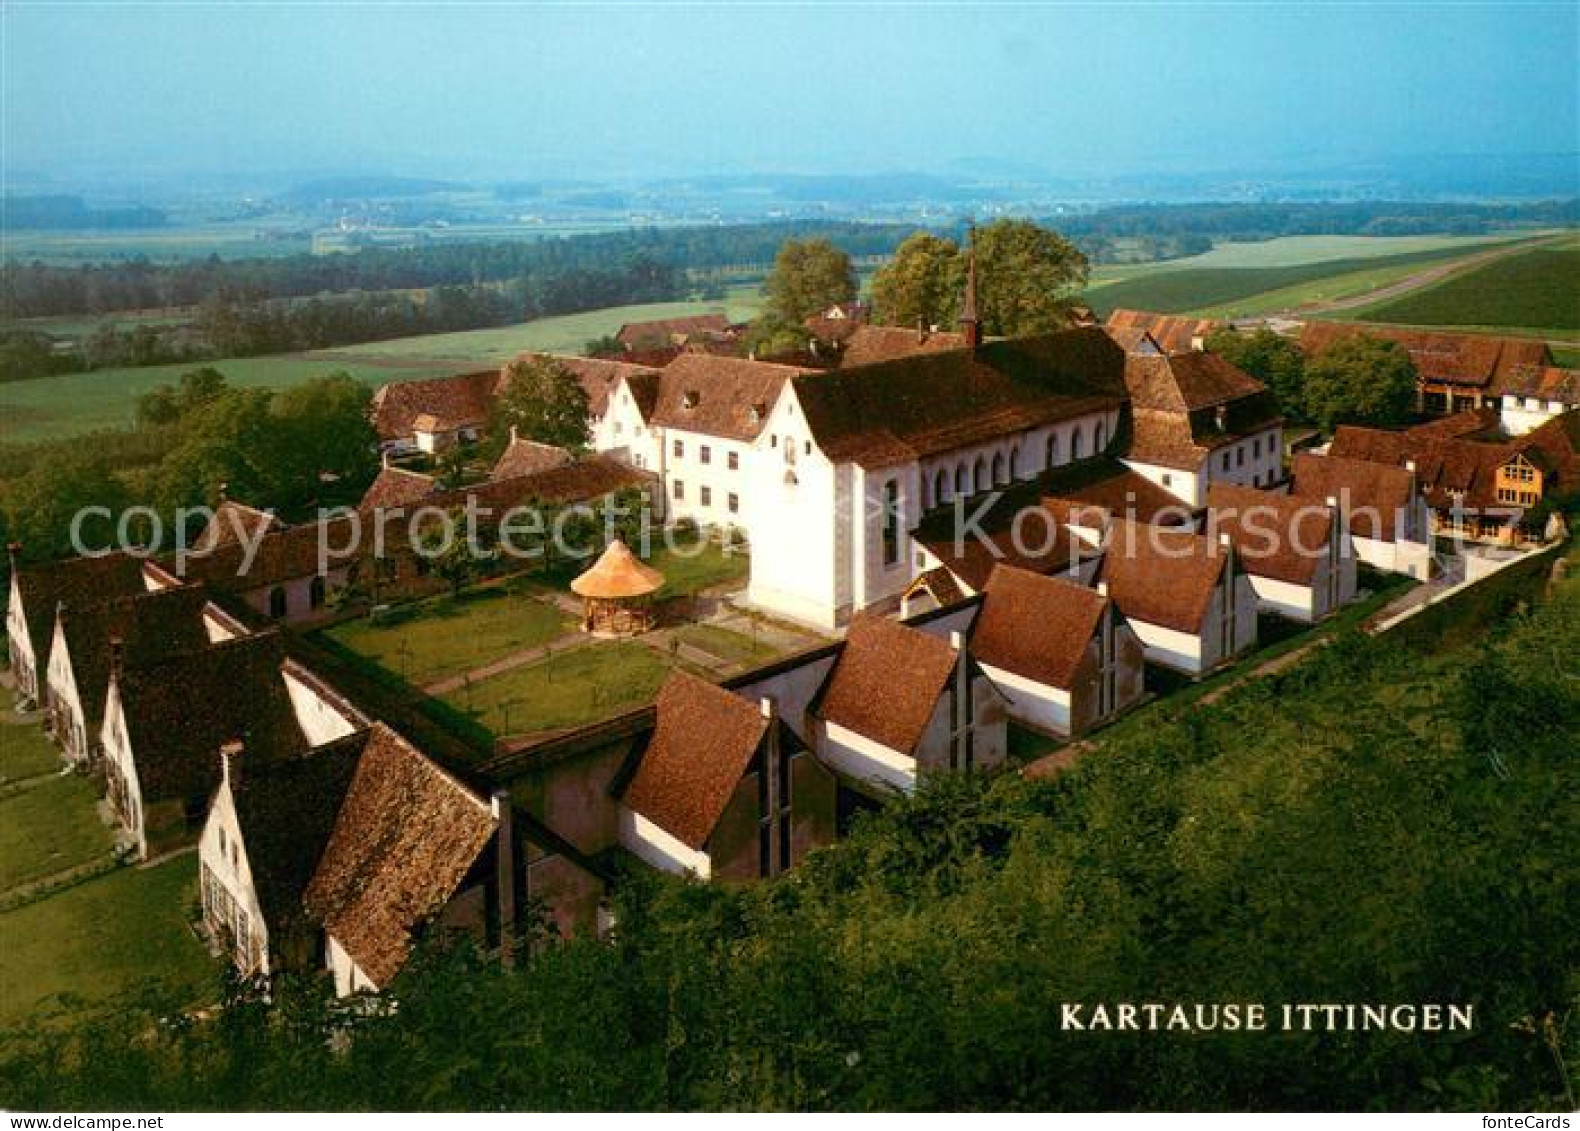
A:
2 194 166 230
283 176 463 203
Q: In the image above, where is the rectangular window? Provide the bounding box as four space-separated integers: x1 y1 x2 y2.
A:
1221 452 1231 472
673 480 685 500
700 486 712 506
700 445 712 465
673 439 684 459
727 451 739 471
882 480 900 566
728 493 739 514
1235 446 1245 468
804 440 811 456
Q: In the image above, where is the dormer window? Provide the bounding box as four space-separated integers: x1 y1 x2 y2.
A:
749 402 766 424
682 390 699 410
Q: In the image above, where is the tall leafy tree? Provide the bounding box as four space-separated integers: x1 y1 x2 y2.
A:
869 232 965 330
1204 327 1308 420
972 219 1089 337
1302 334 1417 429
271 372 379 496
0 448 128 559
763 238 857 325
491 356 591 451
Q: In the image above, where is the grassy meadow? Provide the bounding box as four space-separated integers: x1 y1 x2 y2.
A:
1346 238 1580 335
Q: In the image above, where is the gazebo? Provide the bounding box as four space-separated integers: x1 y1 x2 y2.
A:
570 539 665 636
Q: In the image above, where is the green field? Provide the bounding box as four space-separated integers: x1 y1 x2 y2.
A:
0 774 115 893
323 582 571 687
1082 238 1536 318
447 639 678 736
0 707 59 785
0 294 766 447
0 855 216 1027
1348 240 1580 334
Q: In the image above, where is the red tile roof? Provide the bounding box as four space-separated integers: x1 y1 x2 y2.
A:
1122 352 1281 471
1288 452 1418 543
370 370 501 441
616 314 733 352
1495 365 1580 405
817 614 958 755
10 552 149 672
489 436 574 482
1205 483 1334 586
359 466 439 510
1097 519 1229 634
620 671 770 850
836 324 966 368
303 722 496 988
1298 322 1552 390
650 354 810 442
1105 309 1221 353
193 502 282 552
794 328 1127 469
971 565 1110 691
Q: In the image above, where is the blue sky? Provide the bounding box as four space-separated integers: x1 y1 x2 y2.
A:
3 2 1576 182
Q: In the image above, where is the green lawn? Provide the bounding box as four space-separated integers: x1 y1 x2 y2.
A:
543 538 749 599
0 703 59 785
323 582 571 687
1081 239 1542 319
673 623 783 667
0 854 216 1028
0 773 116 893
446 639 679 736
1349 242 1580 333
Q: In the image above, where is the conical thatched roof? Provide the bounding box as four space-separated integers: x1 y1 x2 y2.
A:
570 539 665 600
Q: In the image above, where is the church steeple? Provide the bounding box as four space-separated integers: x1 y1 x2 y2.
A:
958 227 982 349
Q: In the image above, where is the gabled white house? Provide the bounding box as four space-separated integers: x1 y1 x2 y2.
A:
1096 520 1258 676
810 613 1008 794
6 549 147 708
968 565 1147 737
1205 483 1358 623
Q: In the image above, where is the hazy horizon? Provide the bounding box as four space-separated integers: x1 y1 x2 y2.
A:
4 2 1577 192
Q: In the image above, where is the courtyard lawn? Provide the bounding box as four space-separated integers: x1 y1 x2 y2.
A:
323 581 571 687
673 623 784 667
0 702 59 785
0 855 216 1028
446 640 677 736
0 773 116 894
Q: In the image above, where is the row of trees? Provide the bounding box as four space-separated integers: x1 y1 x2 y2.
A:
1 559 1574 1110
1206 326 1418 429
742 219 1091 356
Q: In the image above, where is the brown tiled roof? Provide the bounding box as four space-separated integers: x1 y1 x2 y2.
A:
1289 452 1417 543
1122 352 1280 471
167 516 362 591
114 631 305 804
836 324 966 368
570 539 664 599
1105 309 1220 353
595 345 685 369
509 354 662 419
1494 365 1580 405
1097 519 1228 634
370 370 500 441
57 584 212 737
192 502 282 552
303 722 496 987
1039 457 1199 527
11 552 148 672
1205 483 1333 586
1298 322 1552 390
817 614 957 754
794 328 1127 469
489 436 573 482
622 369 663 421
1102 326 1164 355
616 314 733 352
359 466 438 510
971 565 1109 691
620 671 769 850
460 456 653 510
650 354 809 441
229 732 362 935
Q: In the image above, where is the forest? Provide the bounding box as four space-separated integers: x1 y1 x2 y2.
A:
1 551 1574 1111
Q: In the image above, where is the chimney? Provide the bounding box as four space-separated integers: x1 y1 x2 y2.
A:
1215 405 1228 432
759 695 776 720
509 423 519 445
492 789 518 967
5 541 19 569
217 481 229 503
916 316 927 344
1096 579 1109 597
1326 495 1339 509
1218 531 1233 550
381 449 392 469
949 630 965 653
1404 459 1417 474
958 227 982 350
219 739 243 791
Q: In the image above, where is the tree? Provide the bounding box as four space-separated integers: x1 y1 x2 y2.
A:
1204 327 1307 420
419 510 495 597
136 367 229 428
0 448 128 560
972 219 1089 338
869 232 965 330
270 373 379 503
491 356 591 451
1302 334 1417 429
738 314 810 361
583 334 624 356
763 238 856 326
